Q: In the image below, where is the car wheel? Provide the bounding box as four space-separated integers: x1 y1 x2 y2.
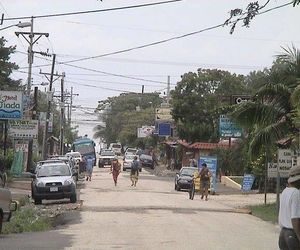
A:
70 193 77 203
34 199 42 205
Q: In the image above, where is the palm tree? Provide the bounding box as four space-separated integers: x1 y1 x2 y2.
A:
231 45 300 158
93 124 106 139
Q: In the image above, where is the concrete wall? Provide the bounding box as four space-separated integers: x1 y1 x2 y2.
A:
221 176 241 190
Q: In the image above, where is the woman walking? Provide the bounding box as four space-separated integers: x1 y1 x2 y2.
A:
130 156 139 187
85 156 94 181
111 158 121 186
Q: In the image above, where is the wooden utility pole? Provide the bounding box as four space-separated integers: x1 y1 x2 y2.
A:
60 74 65 155
41 54 56 159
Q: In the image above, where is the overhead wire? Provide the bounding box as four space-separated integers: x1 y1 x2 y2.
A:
2 0 183 21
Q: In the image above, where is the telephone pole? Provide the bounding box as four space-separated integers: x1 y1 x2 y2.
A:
60 74 65 155
15 17 49 96
40 54 62 159
166 76 170 105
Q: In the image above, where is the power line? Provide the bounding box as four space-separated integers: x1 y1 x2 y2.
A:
67 77 168 87
18 1 293 68
62 63 171 85
2 0 182 21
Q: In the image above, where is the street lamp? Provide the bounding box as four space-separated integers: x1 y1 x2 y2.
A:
0 21 31 31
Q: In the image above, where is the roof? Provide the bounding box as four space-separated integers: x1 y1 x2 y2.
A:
178 140 229 150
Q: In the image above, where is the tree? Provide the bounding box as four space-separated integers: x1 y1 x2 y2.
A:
171 68 247 142
0 37 23 91
225 0 300 34
231 46 300 159
94 92 162 146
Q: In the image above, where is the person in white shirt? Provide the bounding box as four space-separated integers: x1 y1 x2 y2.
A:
278 164 300 249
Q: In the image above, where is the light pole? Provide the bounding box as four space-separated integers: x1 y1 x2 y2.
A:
15 17 49 97
0 21 31 31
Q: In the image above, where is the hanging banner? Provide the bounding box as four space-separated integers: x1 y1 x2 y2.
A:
0 91 23 119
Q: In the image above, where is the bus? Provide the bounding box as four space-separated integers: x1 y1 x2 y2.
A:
71 137 96 165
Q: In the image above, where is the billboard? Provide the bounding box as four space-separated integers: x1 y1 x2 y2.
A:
137 126 155 138
199 156 218 194
0 91 23 119
155 107 172 121
9 120 38 139
158 123 171 136
219 115 242 138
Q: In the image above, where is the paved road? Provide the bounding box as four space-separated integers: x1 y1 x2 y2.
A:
0 166 279 250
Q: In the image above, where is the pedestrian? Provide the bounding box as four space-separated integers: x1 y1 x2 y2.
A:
85 156 94 181
199 163 211 201
111 158 121 186
278 164 300 250
130 156 139 187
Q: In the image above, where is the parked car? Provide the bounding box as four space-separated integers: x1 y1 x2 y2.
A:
0 188 18 233
31 162 77 205
98 150 115 168
66 151 82 165
175 167 198 191
139 154 154 169
124 147 138 156
48 156 79 181
109 142 122 156
123 154 141 172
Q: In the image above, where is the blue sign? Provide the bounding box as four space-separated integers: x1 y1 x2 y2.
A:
219 115 242 138
0 91 23 120
199 156 218 194
242 174 255 192
158 123 171 136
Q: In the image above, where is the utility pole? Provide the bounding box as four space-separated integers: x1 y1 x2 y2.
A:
41 54 57 159
60 73 65 155
15 17 49 97
166 75 170 105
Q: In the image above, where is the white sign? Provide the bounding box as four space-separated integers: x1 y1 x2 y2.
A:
155 108 172 121
277 149 292 178
137 126 155 138
0 91 23 119
9 120 38 139
268 162 278 178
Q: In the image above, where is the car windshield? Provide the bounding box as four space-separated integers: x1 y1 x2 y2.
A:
37 164 71 177
125 155 135 160
101 151 115 156
181 168 195 176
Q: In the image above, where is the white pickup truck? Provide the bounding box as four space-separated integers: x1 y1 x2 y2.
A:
0 188 17 233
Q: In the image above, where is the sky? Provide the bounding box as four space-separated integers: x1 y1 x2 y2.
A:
1 0 300 138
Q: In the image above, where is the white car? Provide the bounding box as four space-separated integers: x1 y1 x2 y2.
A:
123 155 141 172
31 162 77 205
109 143 122 156
124 147 138 156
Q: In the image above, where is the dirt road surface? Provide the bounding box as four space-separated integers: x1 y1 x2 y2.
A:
0 166 279 250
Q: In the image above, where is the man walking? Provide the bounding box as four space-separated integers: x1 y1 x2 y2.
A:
130 156 139 187
278 164 300 249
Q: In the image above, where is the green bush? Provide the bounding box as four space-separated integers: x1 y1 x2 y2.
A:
2 207 52 234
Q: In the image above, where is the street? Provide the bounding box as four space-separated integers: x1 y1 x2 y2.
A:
1 165 279 250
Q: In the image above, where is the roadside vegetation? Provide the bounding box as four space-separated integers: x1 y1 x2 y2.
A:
2 197 52 234
249 203 277 224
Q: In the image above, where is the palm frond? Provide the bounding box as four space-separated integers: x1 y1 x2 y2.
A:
231 101 281 128
249 121 290 158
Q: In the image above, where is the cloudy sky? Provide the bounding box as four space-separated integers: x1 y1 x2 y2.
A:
1 0 299 137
